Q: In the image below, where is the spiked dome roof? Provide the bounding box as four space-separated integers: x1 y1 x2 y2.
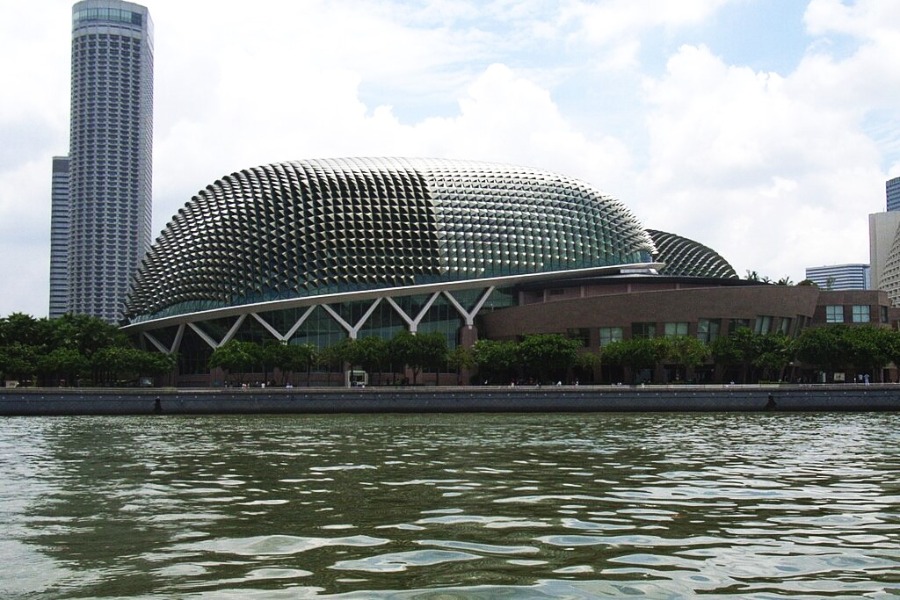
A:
647 229 738 279
125 157 656 323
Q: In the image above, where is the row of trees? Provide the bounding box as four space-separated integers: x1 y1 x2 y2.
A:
209 325 900 386
209 331 458 386
601 324 900 384
0 313 175 387
208 331 591 386
4 310 900 387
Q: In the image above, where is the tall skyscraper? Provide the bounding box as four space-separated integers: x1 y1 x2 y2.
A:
61 0 153 323
887 176 900 212
49 156 71 318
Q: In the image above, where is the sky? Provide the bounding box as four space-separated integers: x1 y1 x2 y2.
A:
1 0 899 318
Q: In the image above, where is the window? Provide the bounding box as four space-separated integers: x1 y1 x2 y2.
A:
664 322 688 337
754 316 773 334
697 318 721 343
780 317 793 335
632 322 656 339
826 305 843 323
599 327 623 346
728 318 751 333
852 305 870 323
567 328 590 347
881 306 889 324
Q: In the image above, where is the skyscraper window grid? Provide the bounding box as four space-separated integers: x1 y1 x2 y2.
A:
887 176 900 212
64 0 153 323
49 157 70 319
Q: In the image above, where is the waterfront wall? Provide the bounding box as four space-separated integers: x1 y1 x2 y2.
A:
1 385 898 416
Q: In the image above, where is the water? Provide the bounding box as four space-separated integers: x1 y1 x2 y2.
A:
1 411 898 599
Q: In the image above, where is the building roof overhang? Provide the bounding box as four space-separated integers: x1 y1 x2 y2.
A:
122 262 663 333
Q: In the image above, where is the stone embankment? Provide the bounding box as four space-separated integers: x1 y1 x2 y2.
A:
1 384 898 415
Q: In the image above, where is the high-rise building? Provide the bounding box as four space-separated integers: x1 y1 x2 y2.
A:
63 0 153 323
805 263 870 291
869 211 900 293
49 156 71 318
887 176 900 212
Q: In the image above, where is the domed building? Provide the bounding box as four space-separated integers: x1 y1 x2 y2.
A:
125 157 655 324
646 229 738 279
123 157 836 386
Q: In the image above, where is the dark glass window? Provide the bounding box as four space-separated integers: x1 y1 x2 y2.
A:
632 322 656 339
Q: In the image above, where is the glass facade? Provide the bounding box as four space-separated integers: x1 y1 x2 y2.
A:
73 6 143 26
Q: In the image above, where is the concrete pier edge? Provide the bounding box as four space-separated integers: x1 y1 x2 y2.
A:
1 384 899 415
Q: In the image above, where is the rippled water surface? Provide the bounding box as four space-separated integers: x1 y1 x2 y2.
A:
1 411 898 598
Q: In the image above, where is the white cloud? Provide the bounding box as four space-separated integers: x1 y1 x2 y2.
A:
638 42 886 281
2 0 899 317
560 0 734 49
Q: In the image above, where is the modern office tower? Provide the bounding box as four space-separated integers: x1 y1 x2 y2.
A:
49 157 71 318
66 0 153 323
887 176 900 212
805 263 870 291
870 209 900 296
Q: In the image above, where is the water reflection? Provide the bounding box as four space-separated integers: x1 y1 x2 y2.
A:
0 412 897 598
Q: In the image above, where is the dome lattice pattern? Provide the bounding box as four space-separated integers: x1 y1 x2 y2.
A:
647 229 738 279
125 158 653 322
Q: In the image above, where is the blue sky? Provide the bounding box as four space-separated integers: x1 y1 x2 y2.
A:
1 0 899 317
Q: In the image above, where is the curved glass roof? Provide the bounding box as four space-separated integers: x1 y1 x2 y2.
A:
647 229 738 279
125 158 654 322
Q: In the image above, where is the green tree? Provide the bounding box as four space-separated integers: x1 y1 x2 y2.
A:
135 351 177 380
90 347 176 386
794 325 853 380
318 341 351 386
37 347 90 386
573 351 600 384
447 345 475 385
274 342 317 386
472 339 519 384
0 313 46 347
710 327 758 383
0 342 39 384
344 336 391 384
57 313 128 358
389 331 448 385
753 333 794 382
516 333 582 384
843 326 897 382
603 338 670 384
208 340 262 384
667 335 710 382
